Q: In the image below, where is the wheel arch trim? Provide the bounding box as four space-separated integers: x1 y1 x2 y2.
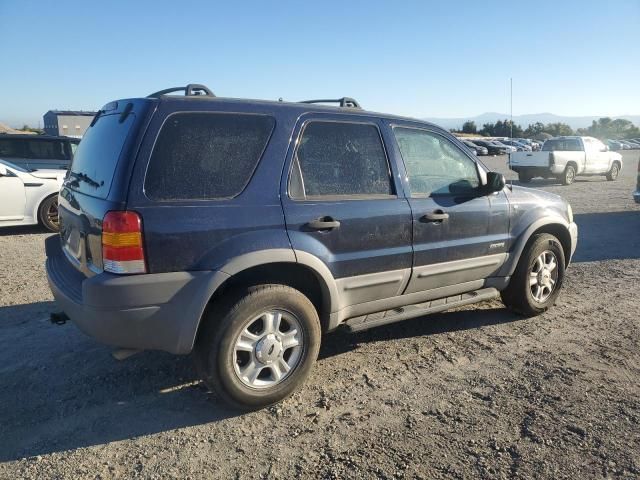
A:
501 217 572 277
184 249 340 352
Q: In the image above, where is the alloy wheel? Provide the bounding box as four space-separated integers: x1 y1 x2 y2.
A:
232 310 303 389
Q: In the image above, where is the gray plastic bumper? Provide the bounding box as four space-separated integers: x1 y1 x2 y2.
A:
45 235 228 354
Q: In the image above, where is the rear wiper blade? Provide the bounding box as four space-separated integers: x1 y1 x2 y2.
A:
69 171 104 188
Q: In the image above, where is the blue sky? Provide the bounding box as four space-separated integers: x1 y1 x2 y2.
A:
1 0 639 127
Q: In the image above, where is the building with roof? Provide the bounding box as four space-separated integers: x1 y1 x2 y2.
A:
43 110 97 138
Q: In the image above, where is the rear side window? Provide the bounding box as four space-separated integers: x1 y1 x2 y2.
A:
289 121 393 200
0 139 24 157
25 140 68 160
145 113 275 201
69 112 136 199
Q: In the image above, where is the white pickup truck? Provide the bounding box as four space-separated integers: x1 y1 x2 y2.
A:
508 136 623 185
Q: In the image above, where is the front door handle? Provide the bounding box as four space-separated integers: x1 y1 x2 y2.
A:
306 216 341 230
421 210 449 223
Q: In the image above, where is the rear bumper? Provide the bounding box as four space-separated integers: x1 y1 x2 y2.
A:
508 165 555 175
45 235 228 354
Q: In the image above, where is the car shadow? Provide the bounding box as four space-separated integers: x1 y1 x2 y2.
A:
319 306 524 360
0 225 52 236
0 301 240 462
572 211 640 262
1 300 522 461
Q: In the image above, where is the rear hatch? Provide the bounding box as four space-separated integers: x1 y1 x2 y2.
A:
58 99 153 277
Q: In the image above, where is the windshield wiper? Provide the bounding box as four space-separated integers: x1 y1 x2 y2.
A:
68 171 104 188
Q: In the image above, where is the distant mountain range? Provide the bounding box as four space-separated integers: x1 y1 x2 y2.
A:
421 113 640 130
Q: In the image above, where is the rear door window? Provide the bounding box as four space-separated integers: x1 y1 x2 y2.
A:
145 112 275 201
68 112 136 199
289 121 393 200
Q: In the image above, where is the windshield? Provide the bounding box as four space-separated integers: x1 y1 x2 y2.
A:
68 112 136 199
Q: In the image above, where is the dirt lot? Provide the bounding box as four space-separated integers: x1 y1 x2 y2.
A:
1 152 639 479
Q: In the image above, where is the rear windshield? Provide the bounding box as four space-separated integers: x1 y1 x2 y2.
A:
542 139 581 151
68 113 136 199
145 112 275 201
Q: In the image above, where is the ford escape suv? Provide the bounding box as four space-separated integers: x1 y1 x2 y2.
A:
46 84 578 409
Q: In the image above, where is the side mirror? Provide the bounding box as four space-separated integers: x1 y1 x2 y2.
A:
602 146 609 152
0 165 8 177
485 171 506 194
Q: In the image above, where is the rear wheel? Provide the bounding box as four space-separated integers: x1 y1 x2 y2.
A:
606 162 620 181
561 165 576 185
38 195 59 232
194 284 321 410
501 233 566 316
518 172 532 183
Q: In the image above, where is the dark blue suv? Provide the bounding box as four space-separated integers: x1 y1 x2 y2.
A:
46 84 577 408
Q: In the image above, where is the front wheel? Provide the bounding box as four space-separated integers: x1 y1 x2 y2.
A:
194 284 321 410
501 233 566 316
38 195 59 232
606 163 620 181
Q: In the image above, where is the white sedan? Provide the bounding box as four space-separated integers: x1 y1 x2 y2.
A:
0 159 65 232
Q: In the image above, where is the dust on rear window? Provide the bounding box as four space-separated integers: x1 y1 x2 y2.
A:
144 112 275 201
68 112 136 199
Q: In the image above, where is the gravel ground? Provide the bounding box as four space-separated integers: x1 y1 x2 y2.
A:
1 152 639 479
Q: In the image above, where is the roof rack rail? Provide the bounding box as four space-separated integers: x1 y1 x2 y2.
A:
300 97 362 109
147 84 215 99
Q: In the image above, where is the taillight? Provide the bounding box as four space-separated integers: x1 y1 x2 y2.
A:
102 211 146 274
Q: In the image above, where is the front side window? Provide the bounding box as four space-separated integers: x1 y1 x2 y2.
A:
393 127 479 197
289 121 393 200
145 113 275 201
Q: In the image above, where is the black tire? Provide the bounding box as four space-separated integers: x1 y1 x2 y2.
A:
518 172 532 183
38 195 59 232
194 284 321 410
561 165 576 185
606 162 620 181
501 233 566 317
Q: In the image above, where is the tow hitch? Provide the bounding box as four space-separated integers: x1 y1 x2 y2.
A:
50 312 69 325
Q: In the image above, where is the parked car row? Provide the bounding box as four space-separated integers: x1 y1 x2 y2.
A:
460 137 543 156
607 138 640 151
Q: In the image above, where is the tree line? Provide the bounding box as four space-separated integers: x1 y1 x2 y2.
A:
455 117 640 140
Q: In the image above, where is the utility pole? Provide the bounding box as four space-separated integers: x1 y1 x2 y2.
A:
510 77 513 138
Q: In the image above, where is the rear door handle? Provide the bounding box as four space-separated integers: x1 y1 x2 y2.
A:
421 210 449 222
306 217 341 230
